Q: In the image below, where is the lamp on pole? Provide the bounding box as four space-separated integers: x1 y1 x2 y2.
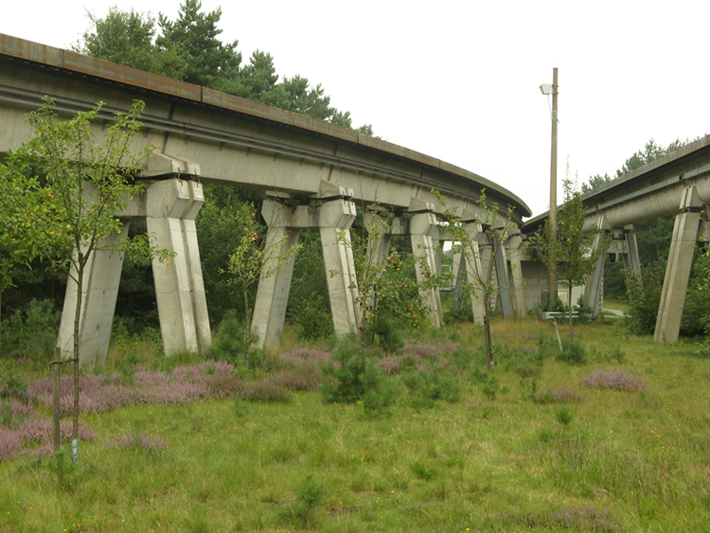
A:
540 67 558 310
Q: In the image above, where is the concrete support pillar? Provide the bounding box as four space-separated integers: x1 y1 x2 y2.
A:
506 230 527 316
409 199 443 328
253 181 359 347
476 231 495 311
623 228 641 277
462 221 487 324
583 215 609 316
364 210 394 268
319 199 361 336
147 179 211 356
654 187 706 343
493 233 513 317
57 226 129 368
252 200 301 349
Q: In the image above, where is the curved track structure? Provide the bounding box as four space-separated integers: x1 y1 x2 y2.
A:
0 34 532 365
0 34 530 220
523 136 710 343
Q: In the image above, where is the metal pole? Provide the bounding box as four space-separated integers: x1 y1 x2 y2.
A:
547 67 559 310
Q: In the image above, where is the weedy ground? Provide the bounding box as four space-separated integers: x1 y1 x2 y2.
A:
1 317 709 532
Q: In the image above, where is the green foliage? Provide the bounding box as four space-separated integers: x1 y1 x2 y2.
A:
287 230 332 342
73 7 185 79
402 367 461 408
375 252 428 331
535 177 609 337
223 202 301 350
366 317 404 353
157 0 241 88
207 311 254 367
74 2 373 132
285 474 324 529
0 299 60 361
680 249 710 337
555 405 574 426
320 340 396 415
430 189 517 366
481 375 500 401
292 295 333 341
625 263 665 335
556 337 588 365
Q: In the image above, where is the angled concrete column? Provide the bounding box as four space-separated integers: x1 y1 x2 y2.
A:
493 234 513 317
364 210 394 267
583 215 609 316
253 200 301 349
57 226 129 368
409 199 443 328
506 230 527 316
655 187 705 343
461 221 487 324
320 198 361 336
623 228 641 277
146 179 210 355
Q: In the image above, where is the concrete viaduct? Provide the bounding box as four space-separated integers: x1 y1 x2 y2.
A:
2 34 707 366
523 135 710 343
0 34 537 367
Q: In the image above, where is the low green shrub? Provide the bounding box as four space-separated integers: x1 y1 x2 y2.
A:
1 299 60 362
366 317 404 353
403 367 461 408
292 295 333 342
320 340 396 415
557 337 587 365
207 311 254 366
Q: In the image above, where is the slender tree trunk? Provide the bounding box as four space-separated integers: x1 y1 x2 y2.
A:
0 285 3 357
243 287 251 362
72 265 83 462
568 286 574 338
484 306 493 367
52 347 61 452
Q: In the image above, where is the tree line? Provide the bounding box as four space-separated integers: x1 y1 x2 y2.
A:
73 0 373 135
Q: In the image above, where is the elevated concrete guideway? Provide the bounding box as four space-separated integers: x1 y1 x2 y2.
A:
523 136 710 343
0 34 530 219
0 34 532 366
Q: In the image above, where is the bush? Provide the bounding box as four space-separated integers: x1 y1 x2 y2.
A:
240 380 293 403
556 337 587 365
366 317 404 353
320 340 395 415
499 344 544 378
403 367 461 408
580 370 646 392
1 299 60 361
207 311 254 366
626 263 664 335
291 295 333 341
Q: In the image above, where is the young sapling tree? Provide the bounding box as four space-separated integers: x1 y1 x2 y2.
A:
536 178 609 337
6 98 172 459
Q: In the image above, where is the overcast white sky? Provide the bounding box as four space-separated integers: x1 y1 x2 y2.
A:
4 0 709 218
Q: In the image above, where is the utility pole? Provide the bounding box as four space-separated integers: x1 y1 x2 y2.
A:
547 67 559 310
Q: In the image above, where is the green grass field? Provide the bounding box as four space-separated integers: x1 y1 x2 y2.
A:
1 318 709 532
